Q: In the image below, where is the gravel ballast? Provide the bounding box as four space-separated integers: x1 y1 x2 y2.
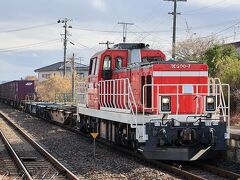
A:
0 104 179 180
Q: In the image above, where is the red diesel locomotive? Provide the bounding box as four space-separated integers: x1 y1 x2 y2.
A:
77 43 230 161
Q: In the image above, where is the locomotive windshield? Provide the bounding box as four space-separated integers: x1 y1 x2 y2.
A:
115 57 122 69
103 56 111 70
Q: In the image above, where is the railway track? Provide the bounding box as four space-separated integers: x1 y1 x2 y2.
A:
0 134 20 179
1 104 240 180
0 111 80 180
58 121 240 180
108 144 240 180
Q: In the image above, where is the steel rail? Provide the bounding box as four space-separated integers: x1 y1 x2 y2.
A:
62 122 240 180
194 163 240 180
0 129 33 180
59 123 206 180
0 111 80 180
107 143 207 180
2 105 239 180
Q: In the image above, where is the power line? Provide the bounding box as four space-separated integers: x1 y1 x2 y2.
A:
182 0 227 14
0 38 61 52
0 22 57 34
200 21 240 39
69 39 97 52
213 21 240 36
183 4 232 16
73 20 240 34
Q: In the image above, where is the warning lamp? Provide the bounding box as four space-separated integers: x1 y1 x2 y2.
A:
206 96 216 111
161 96 171 112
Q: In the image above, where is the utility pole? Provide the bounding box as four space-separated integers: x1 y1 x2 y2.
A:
71 53 75 103
234 25 240 41
99 41 114 49
118 22 134 43
58 18 72 77
164 0 187 59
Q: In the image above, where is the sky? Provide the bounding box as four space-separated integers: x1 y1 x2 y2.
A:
0 0 240 82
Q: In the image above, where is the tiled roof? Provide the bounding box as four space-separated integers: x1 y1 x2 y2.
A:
34 61 88 72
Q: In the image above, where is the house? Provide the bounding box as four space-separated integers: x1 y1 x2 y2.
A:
225 41 240 54
34 61 89 82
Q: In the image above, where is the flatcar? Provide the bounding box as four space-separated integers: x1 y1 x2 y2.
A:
76 43 230 161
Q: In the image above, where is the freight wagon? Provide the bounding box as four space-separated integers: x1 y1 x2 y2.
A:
0 80 35 106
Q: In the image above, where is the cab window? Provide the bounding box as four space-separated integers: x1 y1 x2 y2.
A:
95 57 100 75
89 58 97 75
103 56 111 70
88 59 93 75
115 57 122 69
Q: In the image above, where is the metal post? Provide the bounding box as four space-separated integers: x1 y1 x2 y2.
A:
72 53 75 103
90 132 98 161
93 138 96 160
172 0 177 59
118 22 134 43
164 0 187 59
58 18 72 77
63 19 67 77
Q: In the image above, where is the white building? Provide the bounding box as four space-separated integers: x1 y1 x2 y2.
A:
34 61 89 82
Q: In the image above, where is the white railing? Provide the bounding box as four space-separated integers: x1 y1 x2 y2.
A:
76 82 88 106
99 78 138 119
211 78 230 135
76 79 138 128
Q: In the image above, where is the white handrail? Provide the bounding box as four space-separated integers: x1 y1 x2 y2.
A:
98 78 138 127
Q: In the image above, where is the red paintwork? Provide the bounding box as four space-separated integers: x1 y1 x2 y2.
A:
86 46 209 115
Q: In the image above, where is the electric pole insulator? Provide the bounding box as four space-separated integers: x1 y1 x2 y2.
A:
99 41 114 49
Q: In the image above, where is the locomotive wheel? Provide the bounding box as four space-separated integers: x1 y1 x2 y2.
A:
130 140 139 152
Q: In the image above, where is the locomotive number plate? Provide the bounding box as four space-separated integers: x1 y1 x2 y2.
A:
170 64 191 69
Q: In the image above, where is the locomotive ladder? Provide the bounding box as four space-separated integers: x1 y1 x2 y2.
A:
209 78 230 137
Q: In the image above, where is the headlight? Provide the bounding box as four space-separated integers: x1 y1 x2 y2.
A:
207 97 214 103
161 96 171 112
206 96 216 111
162 97 170 104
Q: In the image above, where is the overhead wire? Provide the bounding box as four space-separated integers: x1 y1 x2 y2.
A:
0 38 61 53
0 22 57 34
182 0 227 14
199 21 240 40
69 39 97 52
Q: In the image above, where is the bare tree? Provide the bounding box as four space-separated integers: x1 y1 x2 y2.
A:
175 35 218 62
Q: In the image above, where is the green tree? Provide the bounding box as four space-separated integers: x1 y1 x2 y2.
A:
203 45 239 77
217 56 240 112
